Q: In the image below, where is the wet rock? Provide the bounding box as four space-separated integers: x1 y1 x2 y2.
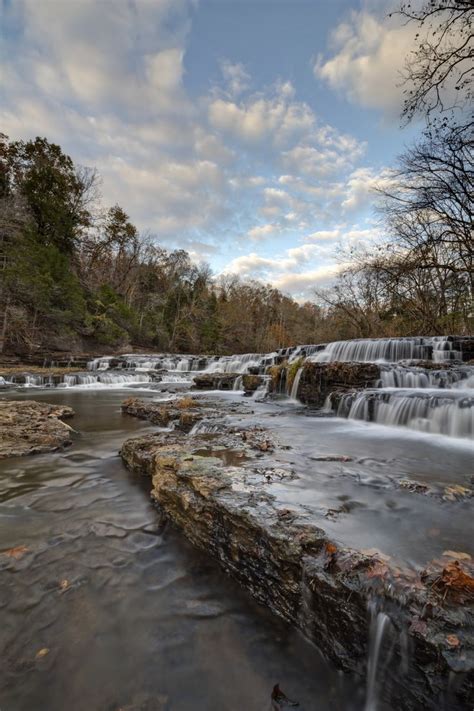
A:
0 400 75 459
121 427 474 710
242 374 264 394
121 397 204 432
297 362 381 406
192 373 239 390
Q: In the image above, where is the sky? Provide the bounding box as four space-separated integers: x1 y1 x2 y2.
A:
0 0 422 300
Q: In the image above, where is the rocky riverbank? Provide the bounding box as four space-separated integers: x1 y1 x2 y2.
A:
120 397 474 710
0 400 75 459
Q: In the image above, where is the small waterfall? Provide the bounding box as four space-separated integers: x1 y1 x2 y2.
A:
379 365 473 389
60 372 152 388
365 603 391 711
289 367 304 401
313 338 430 363
336 388 474 439
204 353 267 374
233 375 243 391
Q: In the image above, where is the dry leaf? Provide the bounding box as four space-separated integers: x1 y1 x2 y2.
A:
446 634 460 648
438 561 474 602
35 648 49 660
4 545 29 559
59 579 69 591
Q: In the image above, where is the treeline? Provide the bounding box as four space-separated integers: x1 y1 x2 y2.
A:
0 135 320 355
0 1 471 356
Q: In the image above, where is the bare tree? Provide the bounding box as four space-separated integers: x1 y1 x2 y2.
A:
394 0 473 124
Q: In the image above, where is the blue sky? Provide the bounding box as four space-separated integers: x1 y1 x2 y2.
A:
1 0 422 299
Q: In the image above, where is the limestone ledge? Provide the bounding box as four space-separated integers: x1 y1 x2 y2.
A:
120 425 474 710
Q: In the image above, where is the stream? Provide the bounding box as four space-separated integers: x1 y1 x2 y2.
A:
0 389 364 711
1 336 473 709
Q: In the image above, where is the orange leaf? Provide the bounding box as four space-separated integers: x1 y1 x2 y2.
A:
446 634 460 648
4 545 29 559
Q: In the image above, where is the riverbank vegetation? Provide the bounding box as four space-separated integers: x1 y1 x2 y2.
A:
0 1 471 356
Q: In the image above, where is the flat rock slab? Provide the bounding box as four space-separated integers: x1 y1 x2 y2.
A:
121 423 474 710
0 400 75 459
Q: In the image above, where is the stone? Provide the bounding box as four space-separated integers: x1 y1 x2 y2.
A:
121 425 474 710
193 373 239 390
0 400 75 459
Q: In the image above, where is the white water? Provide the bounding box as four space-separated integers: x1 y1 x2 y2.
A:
337 388 474 439
365 604 391 711
289 367 304 401
61 373 152 388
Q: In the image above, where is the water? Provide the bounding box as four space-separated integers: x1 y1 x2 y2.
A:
364 605 391 711
0 389 362 711
311 336 466 363
336 388 474 439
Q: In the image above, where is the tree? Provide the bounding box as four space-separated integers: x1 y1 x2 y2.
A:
395 0 473 124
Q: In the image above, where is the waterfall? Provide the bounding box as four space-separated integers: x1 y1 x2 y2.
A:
61 373 152 388
204 353 267 374
289 367 304 401
233 375 243 391
312 336 467 364
379 365 473 389
365 603 391 711
337 388 474 439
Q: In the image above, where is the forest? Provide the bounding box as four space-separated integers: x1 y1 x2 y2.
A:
0 2 472 356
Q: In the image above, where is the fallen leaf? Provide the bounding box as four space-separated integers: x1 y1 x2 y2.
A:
325 542 337 555
443 485 472 501
35 648 49 660
443 550 472 561
4 545 29 559
59 579 69 591
437 561 474 602
446 634 460 648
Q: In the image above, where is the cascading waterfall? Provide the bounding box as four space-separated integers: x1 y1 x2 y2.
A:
61 373 152 387
312 336 468 363
337 388 474 439
378 365 473 389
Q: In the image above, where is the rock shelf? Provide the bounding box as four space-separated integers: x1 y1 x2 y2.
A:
0 400 75 459
120 405 474 710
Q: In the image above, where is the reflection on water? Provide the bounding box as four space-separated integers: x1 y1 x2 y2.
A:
0 390 363 711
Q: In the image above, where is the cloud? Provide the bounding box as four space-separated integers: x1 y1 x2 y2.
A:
220 60 251 97
315 10 417 114
247 224 278 241
342 167 395 211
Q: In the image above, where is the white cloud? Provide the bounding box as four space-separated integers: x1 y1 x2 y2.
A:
220 60 251 97
247 224 278 241
342 167 395 211
315 11 417 114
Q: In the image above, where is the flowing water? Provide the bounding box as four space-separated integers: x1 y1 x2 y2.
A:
0 389 364 711
1 335 473 709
